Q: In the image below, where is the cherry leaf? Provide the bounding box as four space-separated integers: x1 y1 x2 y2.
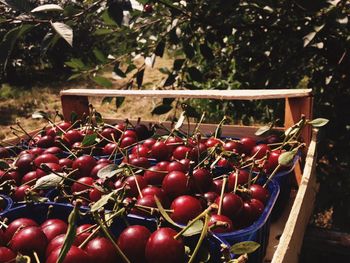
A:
97 164 123 180
81 133 97 147
230 241 260 255
31 4 63 13
51 22 73 47
90 191 115 212
34 173 63 189
154 196 182 228
278 149 297 167
174 112 186 130
182 219 204 237
308 118 329 127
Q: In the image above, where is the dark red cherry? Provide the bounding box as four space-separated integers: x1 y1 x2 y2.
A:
228 170 250 190
190 168 213 193
170 195 203 224
129 156 150 168
145 228 185 263
37 135 55 148
33 153 59 167
57 122 72 131
71 177 94 193
144 3 153 13
167 161 187 173
0 247 16 263
143 138 157 148
172 146 191 160
13 185 31 201
162 171 189 199
59 158 73 168
156 161 170 171
0 147 10 159
135 123 150 140
45 234 80 258
215 193 243 219
1 170 21 185
122 175 147 197
41 219 68 242
240 137 257 155
251 144 270 159
72 155 97 177
144 165 166 185
85 237 119 263
75 224 93 246
204 191 219 205
101 127 121 141
90 163 110 179
46 245 90 263
151 141 170 161
36 162 62 178
209 214 234 233
43 146 63 155
223 140 242 154
89 188 102 202
122 129 137 139
28 147 45 156
131 145 150 158
205 137 222 148
117 225 151 263
250 184 269 204
4 218 38 243
21 171 38 184
63 130 83 144
120 136 137 148
15 153 35 174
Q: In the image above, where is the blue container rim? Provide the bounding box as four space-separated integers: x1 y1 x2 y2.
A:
216 179 280 239
0 194 13 215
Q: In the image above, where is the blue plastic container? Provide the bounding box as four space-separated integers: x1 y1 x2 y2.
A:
1 202 232 262
216 180 280 263
0 194 13 215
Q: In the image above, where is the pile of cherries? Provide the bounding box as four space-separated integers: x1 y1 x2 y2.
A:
0 215 189 263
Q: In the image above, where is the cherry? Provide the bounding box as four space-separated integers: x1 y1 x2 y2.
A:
4 218 38 243
116 175 147 197
85 237 119 263
63 130 83 144
251 144 270 159
90 162 110 179
209 214 234 233
0 247 16 263
165 136 183 152
250 184 269 204
57 121 72 131
144 3 153 13
236 199 264 228
37 135 55 148
9 226 48 257
103 142 117 155
264 149 289 174
72 155 97 177
204 191 219 205
167 161 187 172
89 187 102 202
115 123 126 131
41 219 68 241
179 158 191 171
228 170 250 190
216 158 233 169
36 162 62 178
205 137 222 148
135 123 150 140
13 184 31 201
170 195 203 224
151 141 170 161
145 227 185 263
28 147 45 156
122 129 137 139
172 145 191 160
215 193 243 219
100 127 121 141
0 229 4 245
45 234 80 258
129 156 150 168
5 170 21 185
162 171 189 199
120 136 137 148
59 158 73 168
240 137 257 154
132 195 159 216
71 177 94 193
143 166 166 185
96 158 112 164
190 168 213 193
210 179 227 194
143 138 157 149
141 186 169 205
34 153 59 167
156 161 170 171
264 134 280 144
223 140 242 153
43 146 63 155
15 153 35 174
131 144 150 157
21 171 38 184
47 245 90 263
117 225 151 263
0 147 10 158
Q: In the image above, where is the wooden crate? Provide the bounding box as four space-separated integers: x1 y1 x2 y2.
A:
59 88 317 263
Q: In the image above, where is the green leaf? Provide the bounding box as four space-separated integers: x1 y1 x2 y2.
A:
34 173 63 189
0 24 34 71
93 28 114 35
151 104 173 115
67 73 82 81
92 76 113 88
97 164 123 180
0 159 10 170
115 97 125 108
183 43 195 59
182 103 200 118
31 110 48 119
51 22 73 47
187 67 203 82
93 48 107 63
278 149 297 167
114 64 126 78
136 69 145 88
31 4 63 13
57 205 79 263
81 133 97 147
101 10 118 26
163 73 177 87
173 59 185 71
155 41 166 57
199 43 214 60
154 196 182 228
70 111 78 123
230 241 260 255
65 58 85 70
308 118 329 127
91 191 115 212
182 219 204 237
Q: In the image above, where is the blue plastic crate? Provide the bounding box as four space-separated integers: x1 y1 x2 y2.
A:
0 194 13 215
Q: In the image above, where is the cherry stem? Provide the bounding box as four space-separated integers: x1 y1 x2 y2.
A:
33 251 40 263
57 140 77 159
188 214 209 263
134 204 173 213
233 169 239 194
218 176 227 216
0 219 8 229
78 225 101 249
15 121 34 141
248 159 255 189
192 112 206 135
263 164 281 188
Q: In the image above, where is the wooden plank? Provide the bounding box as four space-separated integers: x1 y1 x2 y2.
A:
60 89 312 100
61 95 89 121
271 129 318 263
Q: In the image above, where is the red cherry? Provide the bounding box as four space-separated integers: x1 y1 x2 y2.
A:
0 147 10 159
179 158 191 171
21 171 38 184
162 171 189 199
129 156 150 168
15 153 35 174
34 153 59 167
72 156 97 177
132 195 159 216
37 135 55 148
13 185 31 201
223 140 242 153
143 166 166 185
117 225 151 263
0 247 16 263
120 136 137 148
59 158 73 168
43 146 63 155
144 3 153 13
228 170 250 190
100 127 121 141
28 147 45 156
75 224 93 246
131 145 150 157
89 188 102 202
71 177 94 193
145 228 185 263
9 226 48 257
117 175 147 197
172 145 191 160
96 158 112 164
264 149 288 174
36 162 62 178
115 123 126 131
240 137 257 154
170 195 203 224
57 122 72 131
46 245 90 263
251 144 270 159
41 219 68 241
1 170 21 185
151 141 170 161
215 193 243 219
4 218 38 243
45 234 80 258
205 137 222 148
141 186 169 204
209 214 234 233
122 129 137 139
156 161 170 171
135 123 150 140
190 168 213 193
210 179 227 194
165 136 183 152
90 163 110 179
85 237 119 263
167 161 187 173
143 138 157 149
250 184 269 204
103 143 117 155
236 199 264 228
204 191 219 205
63 130 83 144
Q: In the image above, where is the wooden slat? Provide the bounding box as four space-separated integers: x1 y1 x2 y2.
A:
271 129 318 263
60 88 312 100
